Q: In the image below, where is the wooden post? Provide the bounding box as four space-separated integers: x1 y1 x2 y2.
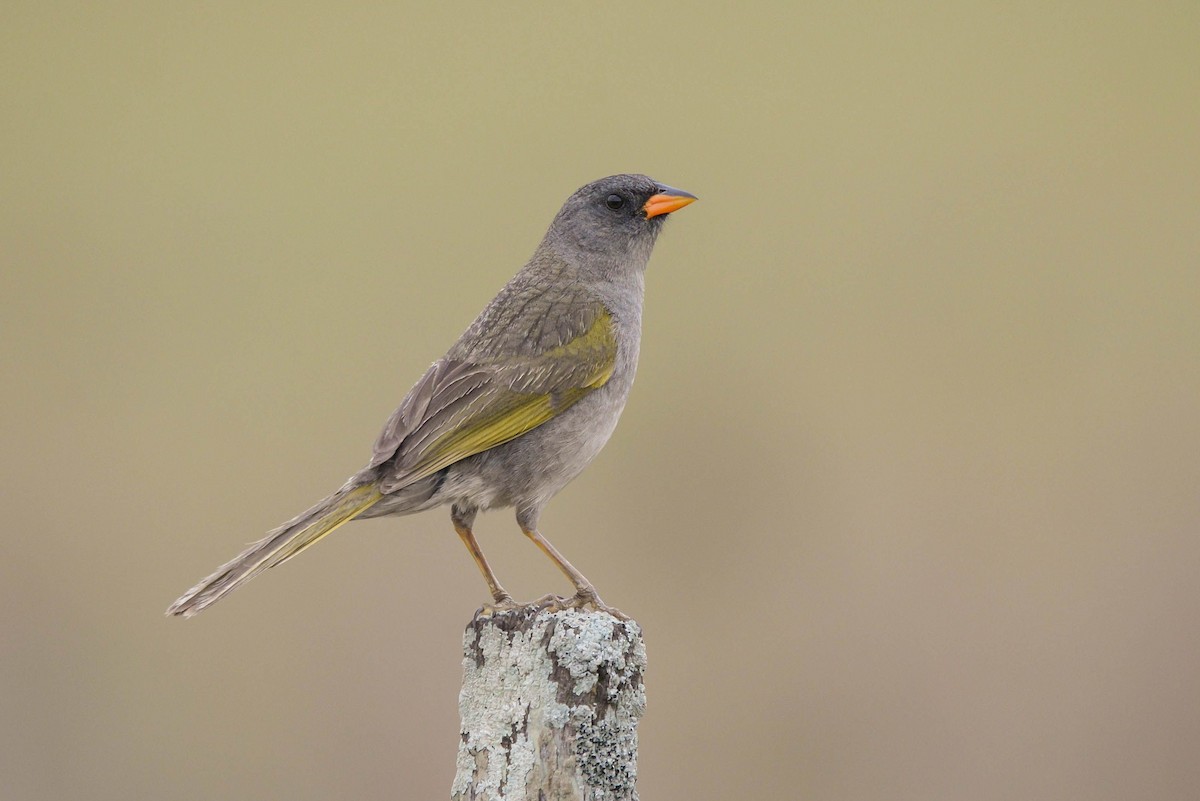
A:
451 607 647 801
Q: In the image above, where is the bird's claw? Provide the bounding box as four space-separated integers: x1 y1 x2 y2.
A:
475 590 629 621
527 589 629 620
475 593 520 618
529 593 569 612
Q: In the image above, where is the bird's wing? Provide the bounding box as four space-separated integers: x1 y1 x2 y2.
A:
369 303 617 492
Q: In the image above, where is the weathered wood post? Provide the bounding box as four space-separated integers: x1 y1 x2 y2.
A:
451 607 647 801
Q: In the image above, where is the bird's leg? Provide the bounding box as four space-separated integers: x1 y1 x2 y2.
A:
452 506 517 613
516 509 627 620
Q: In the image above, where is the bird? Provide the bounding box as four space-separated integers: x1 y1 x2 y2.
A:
167 174 696 619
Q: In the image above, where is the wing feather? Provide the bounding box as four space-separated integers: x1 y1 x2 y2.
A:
371 304 617 492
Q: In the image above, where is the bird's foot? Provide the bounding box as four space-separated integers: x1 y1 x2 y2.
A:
475 592 520 618
528 588 629 620
527 593 568 612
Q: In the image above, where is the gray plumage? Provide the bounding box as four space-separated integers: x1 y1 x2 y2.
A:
168 174 695 618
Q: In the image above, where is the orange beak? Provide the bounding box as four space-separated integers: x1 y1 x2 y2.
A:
643 184 698 219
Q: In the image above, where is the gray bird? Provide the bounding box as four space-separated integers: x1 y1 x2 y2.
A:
167 174 696 618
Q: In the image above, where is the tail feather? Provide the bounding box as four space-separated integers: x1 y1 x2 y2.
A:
166 482 383 618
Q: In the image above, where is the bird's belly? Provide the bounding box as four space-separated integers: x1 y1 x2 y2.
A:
439 381 629 512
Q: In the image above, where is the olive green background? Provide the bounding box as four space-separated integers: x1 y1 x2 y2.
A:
3 3 1198 800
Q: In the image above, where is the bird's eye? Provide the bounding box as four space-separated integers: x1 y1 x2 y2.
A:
605 194 626 211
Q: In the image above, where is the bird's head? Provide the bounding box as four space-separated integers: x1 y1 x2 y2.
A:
543 174 697 271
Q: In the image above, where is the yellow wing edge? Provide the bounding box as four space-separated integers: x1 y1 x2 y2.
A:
406 308 617 481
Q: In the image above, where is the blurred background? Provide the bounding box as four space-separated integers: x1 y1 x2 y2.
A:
3 3 1198 800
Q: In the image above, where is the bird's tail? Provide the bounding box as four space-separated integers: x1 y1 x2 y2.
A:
166 481 384 618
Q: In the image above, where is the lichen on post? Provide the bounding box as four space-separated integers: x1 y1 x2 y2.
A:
451 607 647 801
